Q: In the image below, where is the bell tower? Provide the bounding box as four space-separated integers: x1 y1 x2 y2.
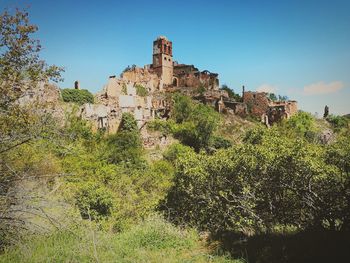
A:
152 36 173 85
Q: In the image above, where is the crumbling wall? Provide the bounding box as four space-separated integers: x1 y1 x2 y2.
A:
121 67 160 92
243 91 298 124
243 91 270 118
173 64 219 90
80 103 120 132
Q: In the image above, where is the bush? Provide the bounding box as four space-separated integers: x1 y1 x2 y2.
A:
135 84 148 97
220 85 242 102
171 93 193 123
107 131 143 166
326 115 349 132
164 127 350 234
61 89 94 105
147 119 174 136
209 136 232 150
75 182 114 220
173 104 220 152
163 143 194 164
119 112 138 132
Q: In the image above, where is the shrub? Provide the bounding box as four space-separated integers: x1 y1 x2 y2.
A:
75 182 114 220
220 85 242 102
164 127 349 234
171 93 193 123
135 84 148 97
326 115 349 132
163 143 194 164
147 119 174 136
107 131 143 166
61 89 94 105
121 83 127 95
119 112 138 132
209 136 232 150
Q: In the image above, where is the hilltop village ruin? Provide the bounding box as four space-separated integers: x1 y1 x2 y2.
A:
79 36 297 132
19 36 298 138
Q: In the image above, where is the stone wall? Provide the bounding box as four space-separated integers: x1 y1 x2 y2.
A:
152 36 173 85
243 91 270 117
173 64 219 90
243 91 298 124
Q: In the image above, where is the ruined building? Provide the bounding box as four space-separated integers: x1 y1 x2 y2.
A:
82 36 223 133
80 36 297 134
151 36 173 86
243 89 298 126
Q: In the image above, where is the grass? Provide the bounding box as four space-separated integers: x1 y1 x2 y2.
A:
0 215 242 263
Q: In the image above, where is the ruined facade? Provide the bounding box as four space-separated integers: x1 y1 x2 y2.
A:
243 90 298 125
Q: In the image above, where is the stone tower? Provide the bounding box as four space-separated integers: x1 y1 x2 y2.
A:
152 36 173 85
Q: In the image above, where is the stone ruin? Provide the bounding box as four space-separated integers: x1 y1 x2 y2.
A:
80 35 298 135
242 89 298 126
14 36 298 141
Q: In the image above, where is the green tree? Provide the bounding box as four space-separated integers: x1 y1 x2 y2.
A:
220 84 242 102
107 113 143 166
119 112 138 132
0 8 63 248
173 104 220 152
326 114 349 132
171 93 193 123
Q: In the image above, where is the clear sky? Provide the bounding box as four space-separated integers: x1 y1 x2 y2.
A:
1 0 350 115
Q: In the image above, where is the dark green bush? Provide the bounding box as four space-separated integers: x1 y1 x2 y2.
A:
119 112 138 132
61 89 94 105
209 136 232 150
76 182 114 220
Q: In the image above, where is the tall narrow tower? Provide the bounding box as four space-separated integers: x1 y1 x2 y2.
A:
152 36 173 85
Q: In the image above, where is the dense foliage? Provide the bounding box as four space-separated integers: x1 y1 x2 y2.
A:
149 93 227 152
220 85 242 102
326 114 349 132
163 113 350 237
135 84 148 97
61 88 94 105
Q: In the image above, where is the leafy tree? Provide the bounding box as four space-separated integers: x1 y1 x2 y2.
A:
173 103 220 152
61 88 94 105
278 94 288 101
106 113 143 166
209 135 232 150
0 8 63 247
171 93 193 123
268 93 278 101
220 84 242 102
326 114 349 132
163 143 194 164
164 125 350 235
279 111 318 141
119 112 138 132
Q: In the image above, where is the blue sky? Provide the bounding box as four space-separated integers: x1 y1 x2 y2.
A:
1 0 350 115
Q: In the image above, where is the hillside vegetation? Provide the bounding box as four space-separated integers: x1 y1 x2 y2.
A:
1 9 350 263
